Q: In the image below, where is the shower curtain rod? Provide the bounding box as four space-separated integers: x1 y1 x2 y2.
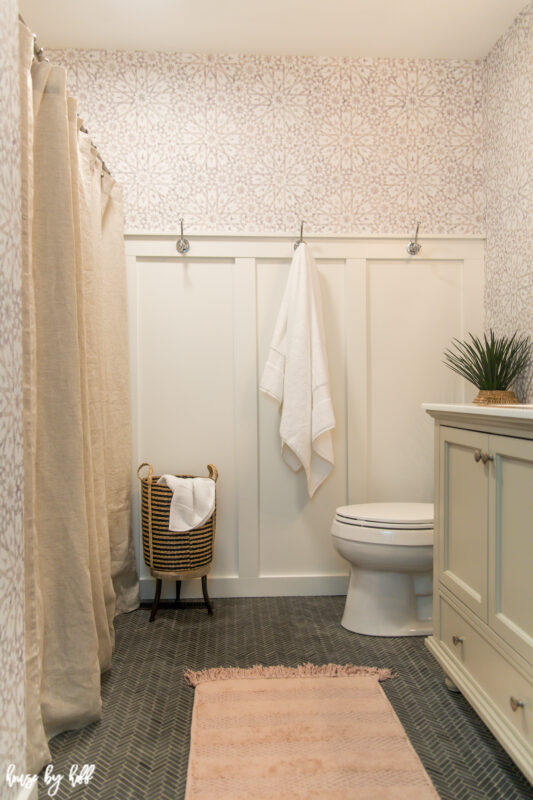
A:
18 13 112 177
18 13 47 63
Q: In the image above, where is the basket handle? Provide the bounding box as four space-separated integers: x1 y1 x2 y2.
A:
207 464 218 482
137 462 154 481
137 463 154 568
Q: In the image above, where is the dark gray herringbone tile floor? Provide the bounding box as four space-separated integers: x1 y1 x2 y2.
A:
42 597 533 800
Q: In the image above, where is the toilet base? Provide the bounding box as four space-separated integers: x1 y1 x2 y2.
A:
341 566 433 637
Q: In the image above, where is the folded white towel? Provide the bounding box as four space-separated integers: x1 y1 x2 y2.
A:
260 242 335 498
157 475 216 532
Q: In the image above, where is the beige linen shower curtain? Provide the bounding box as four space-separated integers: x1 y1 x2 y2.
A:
19 23 139 773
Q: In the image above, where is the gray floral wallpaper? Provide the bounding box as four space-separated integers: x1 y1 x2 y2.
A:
48 48 484 236
0 0 25 787
484 1 533 401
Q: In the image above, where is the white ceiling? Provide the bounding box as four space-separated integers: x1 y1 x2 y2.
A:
19 0 528 59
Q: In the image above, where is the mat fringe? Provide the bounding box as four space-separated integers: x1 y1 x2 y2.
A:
184 663 393 687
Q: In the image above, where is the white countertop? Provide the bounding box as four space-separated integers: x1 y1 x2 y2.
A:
423 402 533 420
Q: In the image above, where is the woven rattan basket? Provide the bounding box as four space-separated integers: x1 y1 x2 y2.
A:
137 462 218 580
473 390 519 406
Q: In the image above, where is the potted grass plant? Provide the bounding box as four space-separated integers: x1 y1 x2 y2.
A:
443 329 531 405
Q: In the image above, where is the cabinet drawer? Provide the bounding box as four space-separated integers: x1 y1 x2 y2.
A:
440 595 533 746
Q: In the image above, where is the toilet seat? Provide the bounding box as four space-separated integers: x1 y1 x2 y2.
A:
332 502 434 546
336 502 433 527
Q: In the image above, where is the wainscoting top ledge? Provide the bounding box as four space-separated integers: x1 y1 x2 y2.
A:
124 233 485 261
125 230 486 241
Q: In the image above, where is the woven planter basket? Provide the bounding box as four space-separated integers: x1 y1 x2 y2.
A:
137 462 218 579
473 390 519 406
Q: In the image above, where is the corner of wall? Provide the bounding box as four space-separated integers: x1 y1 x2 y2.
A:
481 1 533 400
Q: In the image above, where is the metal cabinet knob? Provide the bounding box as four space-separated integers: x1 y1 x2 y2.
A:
473 449 493 464
510 696 524 712
452 635 464 646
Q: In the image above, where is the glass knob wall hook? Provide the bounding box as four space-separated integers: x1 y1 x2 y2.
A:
406 221 421 255
176 218 190 255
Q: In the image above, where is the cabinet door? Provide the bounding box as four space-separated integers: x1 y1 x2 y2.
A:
489 434 533 664
439 426 489 620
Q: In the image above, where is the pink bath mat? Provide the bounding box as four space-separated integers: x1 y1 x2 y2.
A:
184 664 439 799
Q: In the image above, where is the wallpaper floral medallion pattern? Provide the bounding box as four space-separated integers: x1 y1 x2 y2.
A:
48 48 484 236
0 0 25 783
484 1 533 401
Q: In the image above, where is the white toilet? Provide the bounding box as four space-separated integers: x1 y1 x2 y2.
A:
331 502 434 637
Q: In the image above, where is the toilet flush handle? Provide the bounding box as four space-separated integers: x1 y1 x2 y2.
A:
452 635 464 646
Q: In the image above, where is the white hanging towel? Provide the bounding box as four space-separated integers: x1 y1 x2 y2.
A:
260 242 335 497
156 475 216 532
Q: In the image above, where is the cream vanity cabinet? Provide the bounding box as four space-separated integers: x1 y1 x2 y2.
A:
423 404 533 784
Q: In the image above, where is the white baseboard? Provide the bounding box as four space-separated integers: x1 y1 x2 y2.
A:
139 574 348 601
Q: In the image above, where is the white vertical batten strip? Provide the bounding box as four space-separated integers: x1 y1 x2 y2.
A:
126 253 143 571
233 258 260 578
346 259 368 505
343 258 349 505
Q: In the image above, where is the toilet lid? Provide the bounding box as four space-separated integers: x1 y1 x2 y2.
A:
335 502 434 529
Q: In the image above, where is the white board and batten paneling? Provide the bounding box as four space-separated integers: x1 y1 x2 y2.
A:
125 234 484 600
